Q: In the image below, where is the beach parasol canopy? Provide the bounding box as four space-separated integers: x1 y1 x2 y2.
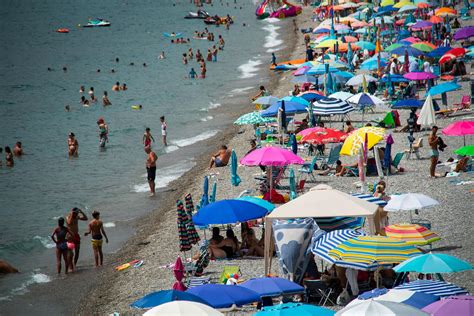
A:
299 127 346 144
427 46 452 58
398 4 417 12
410 21 433 30
355 41 376 51
261 101 308 117
345 74 377 86
253 96 279 106
130 290 209 309
403 72 437 80
422 295 474 316
417 95 436 127
392 99 423 109
172 256 187 291
236 196 275 212
306 64 340 75
385 223 440 245
192 199 268 226
143 301 223 316
385 193 439 212
395 280 469 297
393 253 473 274
239 277 305 297
411 42 436 52
429 15 443 24
234 112 276 125
240 146 304 166
435 7 457 17
427 81 461 96
280 96 310 106
442 121 474 136
298 91 326 101
311 229 366 264
454 145 474 156
340 127 386 156
454 26 474 41
350 289 439 309
391 46 424 57
336 299 430 316
187 284 261 308
329 91 354 101
256 303 335 316
328 236 421 270
385 43 404 52
347 93 385 109
230 150 241 187
312 97 354 115
393 0 414 8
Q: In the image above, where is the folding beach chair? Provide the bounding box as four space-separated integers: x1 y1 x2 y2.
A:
391 152 405 171
304 279 336 306
453 95 471 112
405 138 422 159
345 166 359 177
298 156 318 181
187 276 210 288
219 265 241 284
318 144 342 170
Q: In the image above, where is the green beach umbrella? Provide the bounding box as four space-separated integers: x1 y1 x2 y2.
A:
234 112 276 125
385 43 404 52
454 145 474 156
230 150 241 187
289 168 297 200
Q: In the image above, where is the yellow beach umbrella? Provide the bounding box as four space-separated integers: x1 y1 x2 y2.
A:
380 0 394 7
385 223 441 246
393 1 414 8
314 39 342 49
340 126 385 156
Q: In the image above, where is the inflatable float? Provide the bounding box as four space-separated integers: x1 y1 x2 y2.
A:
204 16 233 25
256 0 302 19
270 58 305 70
184 10 210 19
83 19 111 27
131 105 142 110
256 0 272 19
163 32 182 38
56 28 69 33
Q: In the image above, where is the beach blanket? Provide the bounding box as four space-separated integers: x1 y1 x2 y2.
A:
273 218 320 283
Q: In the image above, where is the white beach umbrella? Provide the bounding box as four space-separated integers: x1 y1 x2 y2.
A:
143 301 223 316
336 299 430 316
329 91 354 101
345 74 377 86
385 193 439 212
417 95 436 127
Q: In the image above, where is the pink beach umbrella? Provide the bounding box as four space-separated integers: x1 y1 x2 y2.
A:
422 295 474 316
240 146 304 166
172 256 187 292
293 66 310 76
403 72 438 81
442 121 474 146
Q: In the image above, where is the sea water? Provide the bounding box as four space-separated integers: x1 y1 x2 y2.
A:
0 0 285 304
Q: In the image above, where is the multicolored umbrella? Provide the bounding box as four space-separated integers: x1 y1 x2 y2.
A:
184 194 200 245
411 42 436 52
393 253 473 274
385 223 440 245
311 229 366 264
352 289 439 310
234 112 276 125
340 127 386 156
177 200 192 252
394 280 469 297
328 236 421 270
454 145 474 156
435 7 457 17
422 295 474 316
312 97 354 115
347 93 385 109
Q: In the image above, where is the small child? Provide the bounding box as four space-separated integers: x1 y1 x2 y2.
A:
84 211 109 267
143 128 155 147
160 116 168 146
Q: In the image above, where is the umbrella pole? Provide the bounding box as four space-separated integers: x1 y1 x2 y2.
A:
269 166 273 203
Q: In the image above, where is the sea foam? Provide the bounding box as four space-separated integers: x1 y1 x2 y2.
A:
238 59 263 79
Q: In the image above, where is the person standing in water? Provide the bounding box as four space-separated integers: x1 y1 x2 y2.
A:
145 146 158 196
51 217 73 274
160 116 168 146
102 91 112 106
143 127 155 147
5 147 14 167
97 118 109 145
66 208 88 267
68 133 79 157
84 210 109 267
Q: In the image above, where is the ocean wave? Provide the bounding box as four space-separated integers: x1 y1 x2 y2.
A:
230 87 254 94
1 272 52 301
171 130 219 147
262 24 283 51
200 102 221 112
33 236 55 249
164 145 180 153
200 116 214 122
238 59 263 79
132 160 196 192
103 222 116 228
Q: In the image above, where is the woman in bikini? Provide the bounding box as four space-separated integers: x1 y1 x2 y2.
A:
208 229 239 259
51 217 73 274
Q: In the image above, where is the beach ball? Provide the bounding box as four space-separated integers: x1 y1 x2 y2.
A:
233 274 239 279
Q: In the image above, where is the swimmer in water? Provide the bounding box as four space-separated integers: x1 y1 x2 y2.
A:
111 69 115 73
80 86 85 93
121 83 127 91
97 69 101 73
112 82 120 91
143 63 147 67
65 105 71 112
102 91 112 106
68 133 79 157
13 142 23 156
115 57 119 62
189 68 197 79
143 127 155 147
97 118 109 143
84 210 109 267
80 96 87 104
47 67 52 71
89 87 94 95
159 51 165 59
130 62 135 66
90 94 97 103
5 146 14 167
63 66 67 72
183 53 188 65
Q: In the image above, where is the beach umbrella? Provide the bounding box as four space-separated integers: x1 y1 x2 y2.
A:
360 59 387 70
442 121 474 146
345 74 377 86
329 91 353 101
380 74 409 83
313 28 330 34
394 0 414 8
236 196 275 212
192 199 268 225
340 127 386 156
253 96 279 106
351 289 439 309
298 91 326 102
143 301 223 316
256 303 335 316
177 200 192 252
328 236 421 271
347 93 385 110
399 4 417 13
230 150 241 187
289 168 297 200
427 82 461 96
391 46 424 57
299 127 346 144
130 290 209 309
326 71 334 95
422 295 474 316
291 75 317 84
292 65 310 76
172 256 187 291
427 46 451 58
187 284 261 309
395 280 469 297
234 112 276 125
384 134 394 172
314 39 342 49
290 134 297 155
199 176 209 208
240 147 304 166
385 43 404 52
445 47 467 57
404 72 437 81
337 298 430 315
355 41 376 51
280 96 310 106
435 7 457 17
315 217 366 232
306 64 340 75
381 0 394 6
385 223 440 245
439 53 457 65
454 145 474 156
454 26 474 41
394 253 473 274
311 229 366 264
412 42 436 52
429 15 443 24
317 72 350 84
239 277 304 298
392 99 423 109
312 97 354 115
385 193 439 212
410 20 433 30
184 194 200 245
261 101 308 117
417 94 436 127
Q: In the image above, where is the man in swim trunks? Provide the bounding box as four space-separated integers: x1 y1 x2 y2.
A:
209 145 231 169
84 210 109 267
145 146 158 196
66 207 88 267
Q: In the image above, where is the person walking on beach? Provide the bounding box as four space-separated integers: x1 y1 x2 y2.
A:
143 128 155 147
160 116 168 146
84 210 109 267
145 146 158 196
51 217 73 274
428 126 439 178
271 53 277 66
66 208 88 267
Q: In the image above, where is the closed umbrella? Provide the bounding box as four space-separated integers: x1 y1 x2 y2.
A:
393 253 473 274
199 176 209 209
417 95 436 127
230 150 241 187
239 277 305 298
184 194 200 245
383 134 394 173
394 280 469 297
336 299 429 315
143 301 223 316
177 200 192 252
290 134 297 154
192 199 269 225
187 284 261 308
172 256 187 291
385 223 440 245
130 290 209 309
422 295 474 316
289 168 297 200
256 303 335 316
209 181 217 203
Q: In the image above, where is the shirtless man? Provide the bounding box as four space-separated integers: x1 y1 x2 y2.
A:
13 142 23 156
428 126 439 178
209 145 231 168
102 91 112 106
112 82 120 91
68 133 79 157
84 210 109 267
66 208 88 267
145 146 158 196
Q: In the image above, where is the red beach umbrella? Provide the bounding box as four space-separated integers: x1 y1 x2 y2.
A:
439 53 456 65
298 127 346 144
429 16 443 24
445 47 467 57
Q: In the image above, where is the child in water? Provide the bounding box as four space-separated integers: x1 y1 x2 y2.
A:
143 128 155 147
84 211 109 267
189 68 197 79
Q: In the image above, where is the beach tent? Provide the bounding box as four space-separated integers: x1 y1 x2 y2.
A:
264 185 378 275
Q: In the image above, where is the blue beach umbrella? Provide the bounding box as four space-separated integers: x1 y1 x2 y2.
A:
199 176 209 209
291 75 317 84
236 196 275 212
239 277 304 297
313 28 330 34
209 181 217 202
356 41 376 51
261 101 308 117
192 199 268 225
427 81 462 96
426 46 451 58
280 96 310 106
255 302 335 316
385 73 394 96
394 280 469 297
326 72 334 95
347 42 354 71
306 64 339 75
393 253 473 274
392 99 423 109
130 290 209 309
380 74 409 83
360 59 388 70
298 92 325 102
391 45 424 57
187 284 261 308
353 289 439 309
230 150 241 187
289 168 297 200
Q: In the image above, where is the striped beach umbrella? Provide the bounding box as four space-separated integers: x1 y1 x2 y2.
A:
347 93 385 109
311 229 366 264
385 223 440 245
394 280 469 297
184 194 200 245
315 217 366 232
328 236 421 270
340 127 385 156
312 97 354 115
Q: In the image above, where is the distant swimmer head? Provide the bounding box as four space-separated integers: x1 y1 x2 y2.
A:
143 63 147 67
69 132 75 138
115 57 119 62
130 62 135 66
47 67 52 71
97 69 101 73
65 105 71 112
111 69 115 73
62 66 67 72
